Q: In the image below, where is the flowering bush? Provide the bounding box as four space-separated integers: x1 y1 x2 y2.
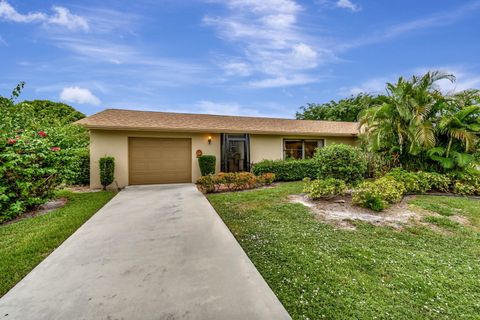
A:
196 172 276 193
0 130 73 222
0 85 89 221
257 173 276 185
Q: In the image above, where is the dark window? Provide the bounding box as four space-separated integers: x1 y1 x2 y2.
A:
283 139 324 160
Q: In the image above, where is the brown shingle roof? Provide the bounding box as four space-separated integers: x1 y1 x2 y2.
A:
75 109 359 136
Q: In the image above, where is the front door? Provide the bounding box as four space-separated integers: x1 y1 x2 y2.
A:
221 134 250 172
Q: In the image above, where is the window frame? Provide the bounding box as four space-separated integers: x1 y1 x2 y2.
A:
283 139 324 160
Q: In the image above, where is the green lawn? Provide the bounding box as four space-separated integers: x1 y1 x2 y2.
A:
0 190 116 297
208 182 480 320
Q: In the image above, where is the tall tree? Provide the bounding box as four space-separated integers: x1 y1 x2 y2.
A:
296 94 380 122
359 71 480 170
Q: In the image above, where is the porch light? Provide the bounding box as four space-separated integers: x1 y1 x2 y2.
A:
208 135 212 144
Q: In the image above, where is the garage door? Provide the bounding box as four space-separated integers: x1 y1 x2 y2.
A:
129 137 192 185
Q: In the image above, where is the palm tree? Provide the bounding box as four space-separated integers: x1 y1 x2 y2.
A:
359 71 455 159
428 91 480 169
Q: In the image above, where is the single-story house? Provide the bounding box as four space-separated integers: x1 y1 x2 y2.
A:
76 109 359 188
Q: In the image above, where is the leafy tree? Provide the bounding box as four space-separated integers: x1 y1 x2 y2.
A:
359 71 480 171
296 94 381 122
1 83 90 185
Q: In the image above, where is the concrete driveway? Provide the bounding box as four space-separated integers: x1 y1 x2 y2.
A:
0 184 290 320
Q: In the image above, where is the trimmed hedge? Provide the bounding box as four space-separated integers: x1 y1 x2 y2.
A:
198 155 216 176
313 144 367 185
99 157 115 190
196 172 275 193
251 159 317 181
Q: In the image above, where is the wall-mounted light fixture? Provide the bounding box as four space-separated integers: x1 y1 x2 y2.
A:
208 135 212 144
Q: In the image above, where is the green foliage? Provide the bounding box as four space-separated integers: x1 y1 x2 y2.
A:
196 172 275 193
303 178 347 199
1 85 89 185
313 144 367 185
251 159 317 181
99 157 115 190
352 177 406 211
453 182 477 196
296 94 381 122
0 131 72 222
198 155 216 176
416 171 451 192
385 168 424 193
385 168 452 194
359 71 480 172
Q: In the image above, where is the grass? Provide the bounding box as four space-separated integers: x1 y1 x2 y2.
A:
0 190 116 297
410 195 480 226
208 182 480 320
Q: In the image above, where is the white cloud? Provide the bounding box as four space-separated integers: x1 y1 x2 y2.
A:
0 1 88 31
60 87 100 105
48 6 89 31
414 66 480 93
195 100 261 116
0 1 45 22
342 66 480 97
204 0 332 87
249 74 318 88
0 34 7 46
336 0 361 12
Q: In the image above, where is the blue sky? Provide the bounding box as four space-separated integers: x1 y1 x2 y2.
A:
1 0 479 117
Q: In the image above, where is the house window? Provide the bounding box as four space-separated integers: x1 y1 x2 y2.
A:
283 139 324 160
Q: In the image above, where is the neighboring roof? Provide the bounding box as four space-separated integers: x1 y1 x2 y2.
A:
75 109 359 136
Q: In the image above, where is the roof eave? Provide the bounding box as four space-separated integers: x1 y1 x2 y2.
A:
78 124 358 137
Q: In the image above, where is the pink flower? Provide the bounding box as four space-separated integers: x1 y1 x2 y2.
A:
38 131 47 138
7 138 17 145
50 147 61 151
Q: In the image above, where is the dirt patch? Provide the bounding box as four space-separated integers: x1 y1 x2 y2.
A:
2 198 68 226
288 194 467 231
65 185 101 193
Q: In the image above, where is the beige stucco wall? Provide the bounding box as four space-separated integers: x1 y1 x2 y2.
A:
249 134 358 164
89 130 357 188
90 130 220 189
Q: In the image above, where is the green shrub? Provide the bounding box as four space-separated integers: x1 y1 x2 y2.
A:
385 168 452 193
0 131 70 222
416 171 451 192
313 144 367 185
198 155 216 176
452 182 476 195
303 178 347 199
352 177 406 211
450 169 480 195
196 172 274 193
252 159 317 181
386 168 423 193
99 157 115 190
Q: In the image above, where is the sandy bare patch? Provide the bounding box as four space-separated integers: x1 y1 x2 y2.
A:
65 185 101 193
289 194 476 232
2 198 68 226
